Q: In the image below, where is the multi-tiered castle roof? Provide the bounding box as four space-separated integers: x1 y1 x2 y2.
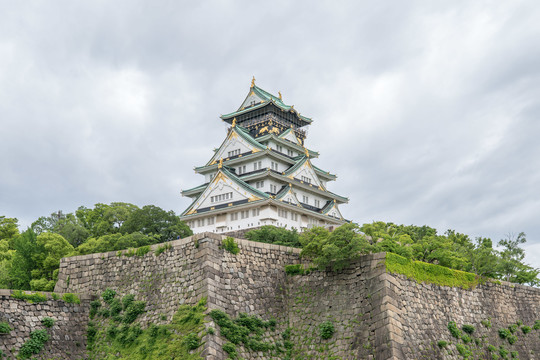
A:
180 78 348 233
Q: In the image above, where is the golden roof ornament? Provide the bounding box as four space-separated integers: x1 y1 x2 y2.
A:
278 91 282 100
232 118 237 127
251 76 255 88
304 147 310 158
218 158 223 169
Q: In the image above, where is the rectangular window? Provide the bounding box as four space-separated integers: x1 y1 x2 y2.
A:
241 210 249 219
276 145 283 152
287 149 294 157
270 184 278 193
253 161 262 171
237 165 246 175
301 176 311 184
291 213 298 221
211 192 232 203
207 217 215 225
230 212 238 221
255 180 264 189
314 200 320 208
302 195 309 204
227 149 241 157
252 209 260 216
271 161 279 171
278 209 288 219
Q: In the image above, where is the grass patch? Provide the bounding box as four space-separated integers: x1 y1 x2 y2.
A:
62 293 80 304
385 253 485 289
11 290 48 303
154 243 172 256
284 264 312 276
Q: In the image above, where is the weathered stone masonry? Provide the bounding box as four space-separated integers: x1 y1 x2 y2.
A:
2 232 540 359
0 290 92 359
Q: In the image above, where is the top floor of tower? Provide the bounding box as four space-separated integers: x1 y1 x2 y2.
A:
220 77 312 144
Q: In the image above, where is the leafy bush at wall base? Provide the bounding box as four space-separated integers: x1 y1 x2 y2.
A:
87 297 207 360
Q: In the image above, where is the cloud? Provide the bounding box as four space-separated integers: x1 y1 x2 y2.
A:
0 1 539 268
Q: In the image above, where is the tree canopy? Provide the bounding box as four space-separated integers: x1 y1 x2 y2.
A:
0 203 192 290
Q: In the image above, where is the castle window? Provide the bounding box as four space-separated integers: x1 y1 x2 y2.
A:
314 199 320 208
230 212 238 221
207 217 215 225
211 192 233 203
287 149 294 157
271 161 279 171
237 165 246 175
291 213 298 221
252 209 260 216
253 161 262 171
227 149 241 157
270 184 277 193
278 209 288 219
302 195 309 203
301 176 311 184
276 145 283 152
255 181 264 189
241 210 249 219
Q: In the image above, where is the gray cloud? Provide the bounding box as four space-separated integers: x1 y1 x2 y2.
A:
1 1 539 267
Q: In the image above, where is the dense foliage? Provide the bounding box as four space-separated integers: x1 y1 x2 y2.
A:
0 203 192 291
245 222 539 286
298 222 539 286
245 225 302 247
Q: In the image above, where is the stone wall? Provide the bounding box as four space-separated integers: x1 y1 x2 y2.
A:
3 233 536 359
54 234 212 325
388 272 540 359
0 290 92 360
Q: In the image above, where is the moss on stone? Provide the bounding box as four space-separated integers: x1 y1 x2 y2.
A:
385 253 484 289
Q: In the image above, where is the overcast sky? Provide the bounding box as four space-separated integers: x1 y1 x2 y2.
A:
1 1 539 267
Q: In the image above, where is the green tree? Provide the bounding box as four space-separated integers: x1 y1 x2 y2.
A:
245 226 301 247
76 203 139 237
0 216 19 242
8 229 39 290
467 237 499 278
497 232 539 285
30 233 74 291
74 232 159 255
120 205 192 241
300 223 371 271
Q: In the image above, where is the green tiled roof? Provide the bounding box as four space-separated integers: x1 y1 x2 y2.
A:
235 125 266 150
221 85 313 124
313 165 337 179
180 167 270 216
221 166 270 199
283 155 309 176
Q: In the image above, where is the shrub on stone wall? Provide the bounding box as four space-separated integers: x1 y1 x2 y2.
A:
41 317 55 328
222 237 239 255
18 329 50 359
319 321 335 340
0 321 12 334
62 293 80 304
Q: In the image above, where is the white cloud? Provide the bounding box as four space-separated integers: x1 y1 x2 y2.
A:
1 0 539 268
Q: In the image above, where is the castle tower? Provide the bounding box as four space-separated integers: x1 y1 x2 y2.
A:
180 78 348 233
